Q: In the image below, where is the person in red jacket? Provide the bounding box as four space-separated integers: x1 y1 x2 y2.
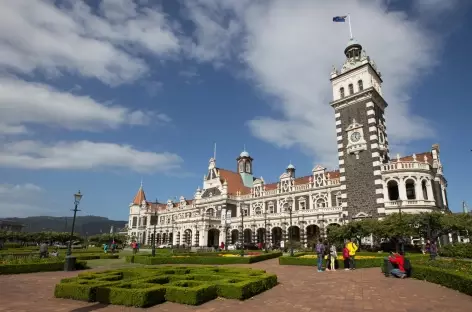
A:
388 252 406 278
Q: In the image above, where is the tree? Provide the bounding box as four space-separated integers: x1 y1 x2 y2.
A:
372 213 416 252
411 212 471 242
89 233 128 245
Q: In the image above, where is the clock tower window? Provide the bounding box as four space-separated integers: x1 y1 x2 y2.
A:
348 83 354 95
358 80 363 91
340 87 345 98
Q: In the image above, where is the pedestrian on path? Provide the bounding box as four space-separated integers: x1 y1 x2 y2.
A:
346 239 358 270
343 244 350 270
329 244 337 271
315 238 325 272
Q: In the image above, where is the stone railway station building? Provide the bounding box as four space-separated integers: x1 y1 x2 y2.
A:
128 39 448 248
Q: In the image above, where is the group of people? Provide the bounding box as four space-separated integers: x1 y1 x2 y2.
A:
314 238 358 272
39 242 59 258
103 241 118 254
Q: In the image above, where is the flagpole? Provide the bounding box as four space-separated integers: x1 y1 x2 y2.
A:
348 14 353 39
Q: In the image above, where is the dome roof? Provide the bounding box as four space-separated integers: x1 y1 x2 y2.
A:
287 163 295 169
240 150 250 157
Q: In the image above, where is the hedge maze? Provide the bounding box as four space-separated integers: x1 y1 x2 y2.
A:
54 266 278 307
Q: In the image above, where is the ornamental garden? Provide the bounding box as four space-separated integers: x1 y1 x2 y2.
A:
1 211 472 306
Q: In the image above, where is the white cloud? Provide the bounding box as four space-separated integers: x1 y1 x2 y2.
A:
0 0 180 85
183 0 456 166
0 140 183 173
0 183 49 218
0 77 168 134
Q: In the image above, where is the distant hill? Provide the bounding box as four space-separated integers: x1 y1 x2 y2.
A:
1 216 127 236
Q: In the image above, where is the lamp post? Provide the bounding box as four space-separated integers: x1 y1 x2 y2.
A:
239 202 245 257
152 211 157 257
263 210 268 253
64 190 82 271
398 200 405 254
288 203 294 257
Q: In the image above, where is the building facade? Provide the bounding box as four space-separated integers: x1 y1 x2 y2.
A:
127 39 448 248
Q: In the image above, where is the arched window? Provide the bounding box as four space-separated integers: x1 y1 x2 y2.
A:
348 83 354 95
300 201 306 210
315 198 327 208
422 180 428 200
268 204 275 214
245 162 251 173
358 80 363 91
255 207 262 215
335 193 342 206
405 179 416 200
387 180 399 201
238 161 244 172
340 87 345 98
282 203 289 212
206 208 215 217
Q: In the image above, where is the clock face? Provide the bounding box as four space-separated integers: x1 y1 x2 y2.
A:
350 131 361 142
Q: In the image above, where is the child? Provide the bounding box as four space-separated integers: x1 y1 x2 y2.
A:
343 244 350 270
330 244 337 271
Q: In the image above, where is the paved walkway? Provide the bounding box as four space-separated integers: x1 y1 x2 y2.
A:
1 259 471 312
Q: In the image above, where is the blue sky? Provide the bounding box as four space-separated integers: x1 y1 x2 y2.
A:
0 0 470 220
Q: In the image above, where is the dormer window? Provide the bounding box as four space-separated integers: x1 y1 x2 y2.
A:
340 87 345 98
239 161 244 172
245 162 251 173
358 80 363 91
348 84 354 95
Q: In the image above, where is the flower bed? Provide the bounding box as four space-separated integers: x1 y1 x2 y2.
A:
54 266 278 307
126 252 282 265
279 253 384 268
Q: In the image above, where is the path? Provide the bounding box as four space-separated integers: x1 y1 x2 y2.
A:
0 259 471 312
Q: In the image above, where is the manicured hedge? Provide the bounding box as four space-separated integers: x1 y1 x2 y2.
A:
126 252 282 265
75 254 120 260
411 265 472 296
0 260 88 274
54 266 278 307
439 243 472 259
279 255 383 269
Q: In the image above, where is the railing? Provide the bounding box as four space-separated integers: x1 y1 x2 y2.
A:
381 161 430 172
384 200 436 207
294 183 311 191
264 189 278 196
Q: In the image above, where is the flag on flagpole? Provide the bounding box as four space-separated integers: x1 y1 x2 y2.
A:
333 16 347 22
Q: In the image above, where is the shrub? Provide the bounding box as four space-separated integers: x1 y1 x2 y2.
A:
279 254 383 268
54 265 278 307
412 265 472 296
96 282 166 307
439 243 472 259
0 260 87 274
126 252 282 265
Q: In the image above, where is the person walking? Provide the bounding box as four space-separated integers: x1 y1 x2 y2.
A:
39 242 48 258
429 241 438 260
315 238 325 272
346 239 358 270
329 243 337 271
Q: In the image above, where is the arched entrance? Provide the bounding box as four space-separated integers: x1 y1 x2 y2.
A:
306 224 320 248
256 228 265 243
231 229 239 244
287 226 300 242
272 227 282 245
207 228 220 247
243 229 252 243
183 229 192 246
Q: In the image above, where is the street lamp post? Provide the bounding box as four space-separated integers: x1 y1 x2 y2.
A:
288 204 294 257
263 210 268 253
64 190 82 271
398 200 405 254
152 211 157 257
239 202 245 257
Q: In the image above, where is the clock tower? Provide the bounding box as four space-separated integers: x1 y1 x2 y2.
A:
330 38 389 220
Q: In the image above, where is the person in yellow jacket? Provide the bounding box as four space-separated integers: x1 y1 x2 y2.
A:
346 239 358 270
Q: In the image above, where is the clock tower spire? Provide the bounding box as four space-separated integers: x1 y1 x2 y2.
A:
330 38 389 220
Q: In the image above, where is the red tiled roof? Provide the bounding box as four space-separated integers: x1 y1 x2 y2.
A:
218 168 251 195
148 199 194 212
391 152 433 165
132 186 146 205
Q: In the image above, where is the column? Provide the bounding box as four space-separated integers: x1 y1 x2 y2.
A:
383 182 389 202
415 181 423 200
426 181 434 201
327 191 332 207
398 178 407 200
